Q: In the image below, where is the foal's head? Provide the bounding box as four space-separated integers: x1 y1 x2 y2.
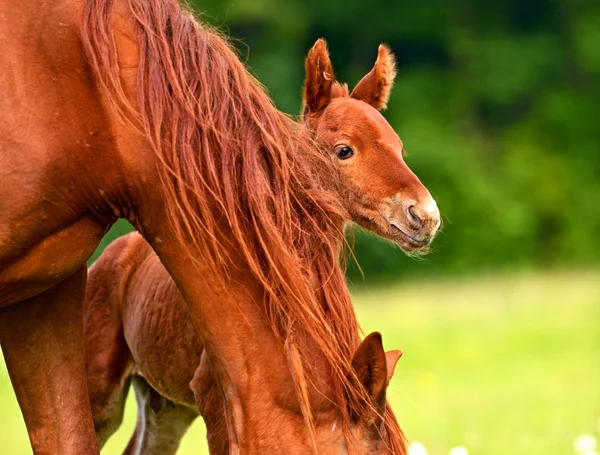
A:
205 332 403 455
303 39 440 252
299 332 404 455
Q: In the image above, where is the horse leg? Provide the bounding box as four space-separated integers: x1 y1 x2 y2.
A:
191 355 230 455
85 341 133 449
84 261 135 448
123 375 198 455
0 267 98 455
92 375 132 449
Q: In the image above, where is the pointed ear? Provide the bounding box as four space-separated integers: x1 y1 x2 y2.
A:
303 38 334 118
352 332 388 415
350 44 397 110
385 350 402 387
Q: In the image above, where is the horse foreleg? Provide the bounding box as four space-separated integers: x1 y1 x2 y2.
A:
0 267 99 455
123 375 198 455
84 262 135 448
87 361 132 448
191 356 230 455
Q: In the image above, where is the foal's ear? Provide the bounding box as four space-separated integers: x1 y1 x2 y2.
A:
303 38 334 118
352 332 389 417
385 349 402 386
350 44 397 110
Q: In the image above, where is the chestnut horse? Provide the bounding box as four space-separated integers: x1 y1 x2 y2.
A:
84 41 437 454
0 0 439 452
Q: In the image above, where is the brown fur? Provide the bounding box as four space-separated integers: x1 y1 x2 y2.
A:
0 0 439 450
303 39 335 116
351 45 397 110
85 233 407 455
84 40 439 454
83 3 440 448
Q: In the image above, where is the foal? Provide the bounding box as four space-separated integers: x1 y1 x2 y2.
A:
85 40 438 454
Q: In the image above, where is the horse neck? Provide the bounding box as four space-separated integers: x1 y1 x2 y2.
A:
136 211 348 447
82 0 358 448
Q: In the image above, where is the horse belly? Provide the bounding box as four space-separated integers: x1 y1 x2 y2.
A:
124 260 203 408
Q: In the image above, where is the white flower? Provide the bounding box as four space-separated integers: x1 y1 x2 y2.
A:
574 434 597 453
449 446 468 455
408 441 428 455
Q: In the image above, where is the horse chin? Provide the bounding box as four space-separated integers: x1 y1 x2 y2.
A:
352 217 428 254
392 235 430 254
387 224 431 254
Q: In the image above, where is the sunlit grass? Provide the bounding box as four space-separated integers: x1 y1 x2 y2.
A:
356 269 600 455
1 270 598 454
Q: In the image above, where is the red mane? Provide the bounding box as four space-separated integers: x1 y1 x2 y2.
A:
82 0 405 452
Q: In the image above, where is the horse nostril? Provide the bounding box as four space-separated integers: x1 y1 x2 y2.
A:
407 205 422 228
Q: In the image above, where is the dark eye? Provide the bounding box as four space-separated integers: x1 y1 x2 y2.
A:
335 145 355 160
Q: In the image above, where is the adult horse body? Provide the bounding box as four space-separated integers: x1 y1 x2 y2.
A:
0 0 439 452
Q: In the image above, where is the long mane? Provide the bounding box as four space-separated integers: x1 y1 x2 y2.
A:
82 0 405 452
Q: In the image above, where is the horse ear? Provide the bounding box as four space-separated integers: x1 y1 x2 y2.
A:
303 38 334 118
350 44 397 110
385 350 402 387
352 332 388 417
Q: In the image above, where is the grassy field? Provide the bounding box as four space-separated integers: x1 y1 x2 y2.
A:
1 270 598 454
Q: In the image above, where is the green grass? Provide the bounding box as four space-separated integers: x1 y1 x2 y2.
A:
1 270 598 454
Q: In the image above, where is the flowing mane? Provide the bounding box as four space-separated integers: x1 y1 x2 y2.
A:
82 0 405 451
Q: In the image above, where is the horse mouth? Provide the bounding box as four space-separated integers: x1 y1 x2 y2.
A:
389 224 429 250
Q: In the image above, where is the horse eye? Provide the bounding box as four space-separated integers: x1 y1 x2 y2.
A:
335 145 355 160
